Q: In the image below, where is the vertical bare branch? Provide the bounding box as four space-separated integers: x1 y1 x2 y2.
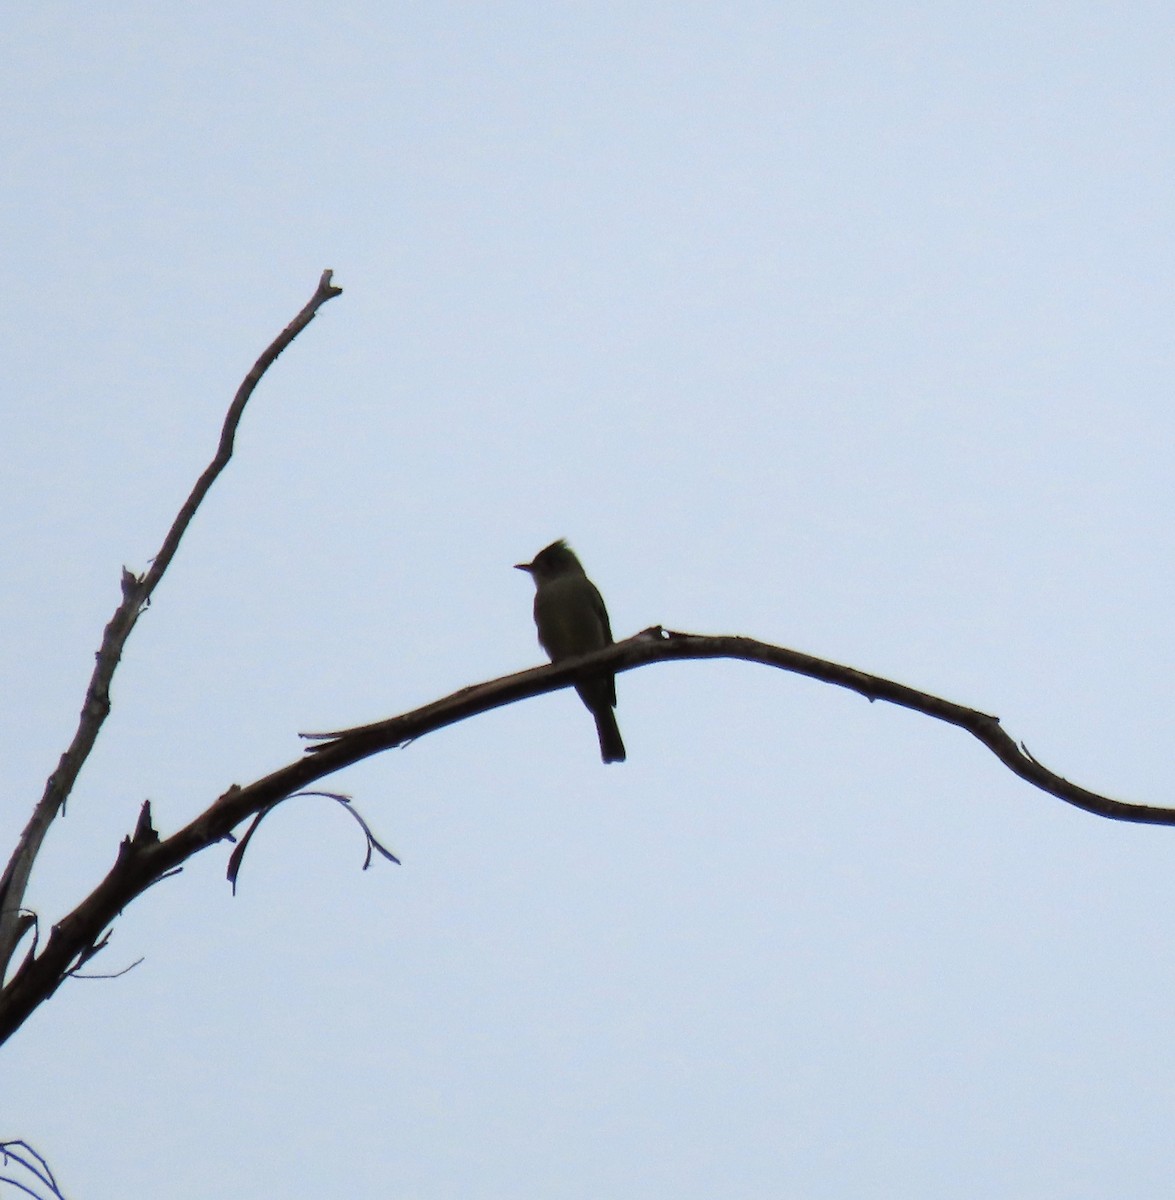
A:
0 271 343 979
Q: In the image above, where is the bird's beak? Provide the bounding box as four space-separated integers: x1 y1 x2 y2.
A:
514 561 533 573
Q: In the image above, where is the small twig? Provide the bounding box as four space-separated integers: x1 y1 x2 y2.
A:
227 790 400 893
69 928 112 972
225 803 278 892
1 1139 68 1199
70 956 145 981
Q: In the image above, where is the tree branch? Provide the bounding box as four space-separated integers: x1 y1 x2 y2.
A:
0 1140 67 1200
302 626 1175 825
0 271 343 980
1 624 1169 1046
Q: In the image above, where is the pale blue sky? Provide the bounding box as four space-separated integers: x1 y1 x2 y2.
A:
4 4 1175 1197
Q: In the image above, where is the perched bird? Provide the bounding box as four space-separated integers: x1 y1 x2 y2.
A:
515 540 626 764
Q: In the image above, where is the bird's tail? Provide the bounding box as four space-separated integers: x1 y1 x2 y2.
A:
592 704 626 764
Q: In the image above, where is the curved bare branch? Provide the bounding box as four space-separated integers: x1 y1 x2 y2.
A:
2 623 1168 1046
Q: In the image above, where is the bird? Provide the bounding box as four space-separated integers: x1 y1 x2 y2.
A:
515 540 626 763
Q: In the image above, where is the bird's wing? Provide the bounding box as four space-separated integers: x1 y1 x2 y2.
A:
589 582 614 645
